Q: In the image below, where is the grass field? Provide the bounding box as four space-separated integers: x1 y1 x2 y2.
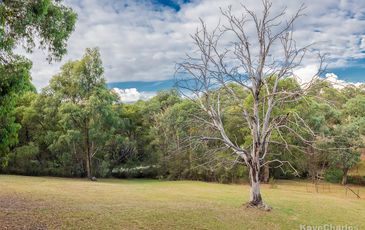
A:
0 175 364 230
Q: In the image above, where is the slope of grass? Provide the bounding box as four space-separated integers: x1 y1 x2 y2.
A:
0 175 364 230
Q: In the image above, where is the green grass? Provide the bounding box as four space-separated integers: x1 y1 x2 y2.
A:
0 175 364 230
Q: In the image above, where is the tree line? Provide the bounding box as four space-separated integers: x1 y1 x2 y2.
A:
1 47 364 187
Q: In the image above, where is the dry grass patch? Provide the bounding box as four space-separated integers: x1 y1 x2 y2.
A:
0 175 364 230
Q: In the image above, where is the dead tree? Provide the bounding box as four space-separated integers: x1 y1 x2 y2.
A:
177 0 324 208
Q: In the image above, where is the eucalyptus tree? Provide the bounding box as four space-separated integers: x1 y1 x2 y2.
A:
177 0 324 208
46 48 118 179
329 124 362 185
330 95 365 184
0 0 77 63
0 0 76 165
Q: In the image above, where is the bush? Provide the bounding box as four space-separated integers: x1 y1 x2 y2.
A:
8 143 42 175
324 168 342 183
98 161 110 178
347 175 365 186
112 165 159 178
170 164 248 184
217 165 248 184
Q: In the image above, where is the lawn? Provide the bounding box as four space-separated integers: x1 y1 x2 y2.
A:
0 175 364 230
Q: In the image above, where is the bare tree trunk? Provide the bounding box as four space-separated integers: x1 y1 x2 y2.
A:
249 176 262 206
248 159 263 206
342 168 348 185
84 124 92 179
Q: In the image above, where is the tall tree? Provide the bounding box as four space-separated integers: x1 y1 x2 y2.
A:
330 95 365 184
330 124 362 185
46 48 118 179
0 0 76 165
177 0 324 209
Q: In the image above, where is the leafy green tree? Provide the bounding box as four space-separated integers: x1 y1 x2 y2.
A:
46 48 118 179
0 0 77 62
28 49 116 178
0 0 76 166
0 58 33 166
306 87 364 185
24 91 81 176
329 123 362 185
329 95 365 184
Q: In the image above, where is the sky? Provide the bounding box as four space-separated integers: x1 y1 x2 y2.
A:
21 0 365 102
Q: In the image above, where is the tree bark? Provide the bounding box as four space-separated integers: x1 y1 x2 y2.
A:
84 122 92 179
85 153 91 178
248 160 263 206
342 168 348 185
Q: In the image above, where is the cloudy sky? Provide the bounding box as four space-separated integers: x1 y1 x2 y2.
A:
23 0 365 101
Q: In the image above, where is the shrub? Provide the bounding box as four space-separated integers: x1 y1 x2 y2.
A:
98 160 110 178
347 175 365 186
112 165 159 178
324 168 342 183
8 143 41 175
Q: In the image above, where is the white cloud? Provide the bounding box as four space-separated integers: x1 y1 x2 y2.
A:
360 37 365 50
293 67 364 89
19 0 365 89
112 88 155 103
325 73 363 89
293 64 320 84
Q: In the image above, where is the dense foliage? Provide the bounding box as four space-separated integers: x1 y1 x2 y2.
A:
0 0 76 167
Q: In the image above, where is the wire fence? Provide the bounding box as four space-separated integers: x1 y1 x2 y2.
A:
303 180 362 199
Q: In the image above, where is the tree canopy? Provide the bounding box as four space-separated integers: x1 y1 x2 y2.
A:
0 0 76 165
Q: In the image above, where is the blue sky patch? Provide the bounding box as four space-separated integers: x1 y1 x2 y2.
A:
108 79 176 92
151 0 191 11
328 67 365 83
